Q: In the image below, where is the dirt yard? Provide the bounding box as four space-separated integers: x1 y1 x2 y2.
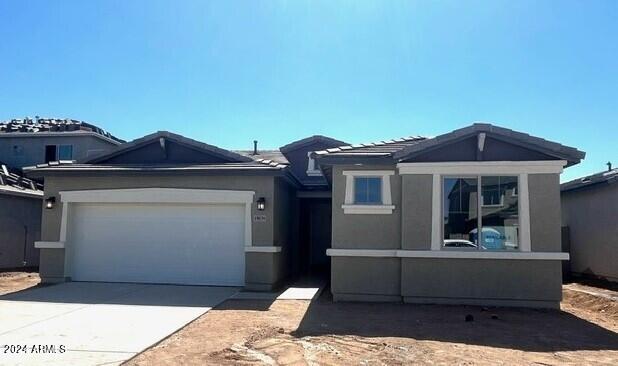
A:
126 284 618 365
2 273 616 365
0 271 40 295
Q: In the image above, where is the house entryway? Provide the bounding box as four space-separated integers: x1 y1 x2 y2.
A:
298 196 332 276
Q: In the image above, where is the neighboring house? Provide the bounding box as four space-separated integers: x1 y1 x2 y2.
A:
0 163 43 269
0 117 123 169
561 166 618 282
25 123 584 308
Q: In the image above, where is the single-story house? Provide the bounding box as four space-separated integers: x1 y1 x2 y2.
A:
561 165 617 282
0 163 43 269
25 123 584 308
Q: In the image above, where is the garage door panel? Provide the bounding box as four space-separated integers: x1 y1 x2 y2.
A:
67 203 245 286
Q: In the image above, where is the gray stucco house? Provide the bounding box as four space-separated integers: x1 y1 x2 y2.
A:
561 166 617 282
0 117 123 170
25 123 584 308
0 164 43 268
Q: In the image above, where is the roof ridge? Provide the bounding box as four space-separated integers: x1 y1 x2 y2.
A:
313 135 427 156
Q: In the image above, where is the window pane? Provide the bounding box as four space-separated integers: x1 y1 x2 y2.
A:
58 145 73 160
354 177 382 204
443 177 478 248
367 178 382 203
480 176 519 250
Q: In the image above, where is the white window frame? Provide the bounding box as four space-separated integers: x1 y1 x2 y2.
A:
341 170 395 214
306 152 322 176
441 174 519 251
397 160 567 253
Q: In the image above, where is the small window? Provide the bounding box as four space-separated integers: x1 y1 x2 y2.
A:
354 177 382 204
58 145 73 160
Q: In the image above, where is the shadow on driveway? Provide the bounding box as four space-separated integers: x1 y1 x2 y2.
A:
0 281 240 307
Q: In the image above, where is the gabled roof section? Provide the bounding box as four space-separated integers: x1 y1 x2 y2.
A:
561 168 618 192
393 123 585 166
0 117 124 143
279 135 348 153
85 131 253 164
312 135 427 160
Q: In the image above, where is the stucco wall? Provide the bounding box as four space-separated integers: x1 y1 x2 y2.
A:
401 174 433 250
38 174 283 286
329 167 566 307
529 173 562 252
0 194 42 268
562 183 618 281
331 257 401 300
331 164 401 249
401 259 562 306
0 135 118 169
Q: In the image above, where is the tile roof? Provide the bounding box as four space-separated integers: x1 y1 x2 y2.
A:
25 160 287 173
86 131 252 164
313 123 585 167
313 136 427 158
561 168 618 192
279 135 348 153
0 163 43 198
234 150 290 165
392 123 585 165
0 117 124 143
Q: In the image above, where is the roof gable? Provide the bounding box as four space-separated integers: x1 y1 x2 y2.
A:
280 135 347 186
393 123 585 166
279 135 347 154
86 131 253 165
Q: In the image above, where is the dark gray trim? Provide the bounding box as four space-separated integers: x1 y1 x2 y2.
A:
85 131 254 164
279 135 347 153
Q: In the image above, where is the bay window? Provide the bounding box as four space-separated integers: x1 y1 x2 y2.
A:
443 175 519 250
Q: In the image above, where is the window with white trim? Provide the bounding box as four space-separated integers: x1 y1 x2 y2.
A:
342 170 395 214
354 177 382 204
443 175 519 251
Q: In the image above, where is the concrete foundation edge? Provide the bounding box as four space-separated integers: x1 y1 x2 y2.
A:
403 296 559 309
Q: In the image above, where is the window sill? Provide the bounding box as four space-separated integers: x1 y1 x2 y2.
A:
341 204 395 214
306 170 323 177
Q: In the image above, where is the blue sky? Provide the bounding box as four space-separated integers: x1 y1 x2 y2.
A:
0 1 616 181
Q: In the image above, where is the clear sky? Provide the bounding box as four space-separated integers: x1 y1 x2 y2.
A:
1 1 616 181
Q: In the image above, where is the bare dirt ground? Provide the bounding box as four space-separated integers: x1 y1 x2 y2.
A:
0 270 40 295
127 284 618 366
1 273 616 365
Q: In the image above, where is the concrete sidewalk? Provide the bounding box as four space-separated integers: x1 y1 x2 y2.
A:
0 282 238 366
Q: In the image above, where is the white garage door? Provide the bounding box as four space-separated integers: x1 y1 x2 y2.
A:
66 202 245 286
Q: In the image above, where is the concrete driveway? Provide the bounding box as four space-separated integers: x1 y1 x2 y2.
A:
0 282 238 366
